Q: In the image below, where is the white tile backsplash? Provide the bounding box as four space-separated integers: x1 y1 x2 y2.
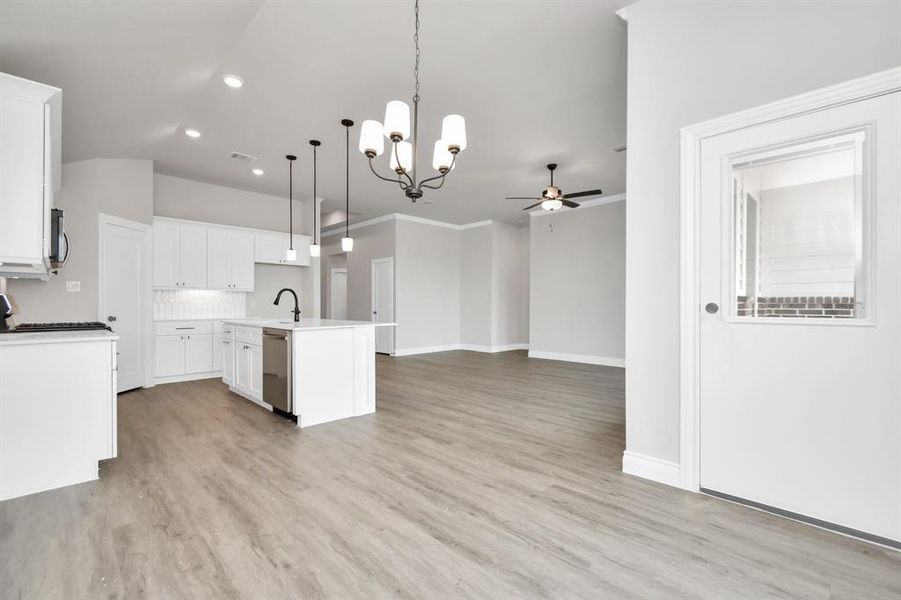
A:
153 290 246 321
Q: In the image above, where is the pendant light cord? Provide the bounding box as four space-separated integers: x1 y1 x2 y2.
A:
345 123 350 239
413 0 420 103
313 144 317 246
288 159 294 250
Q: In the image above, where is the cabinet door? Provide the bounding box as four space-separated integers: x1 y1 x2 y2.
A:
253 231 286 265
152 221 179 287
235 345 251 393
221 337 235 385
184 334 213 374
229 231 255 291
206 228 231 290
0 93 45 264
212 333 223 372
154 335 185 377
178 225 207 288
249 343 263 401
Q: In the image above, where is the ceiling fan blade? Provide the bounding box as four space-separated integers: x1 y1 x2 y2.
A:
563 189 603 200
562 200 580 208
505 197 542 200
521 202 543 210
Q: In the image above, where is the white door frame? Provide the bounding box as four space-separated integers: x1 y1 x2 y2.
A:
98 213 153 388
371 257 394 353
679 67 901 492
329 267 347 319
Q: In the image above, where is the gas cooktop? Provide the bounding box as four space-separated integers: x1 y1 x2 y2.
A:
1 322 112 333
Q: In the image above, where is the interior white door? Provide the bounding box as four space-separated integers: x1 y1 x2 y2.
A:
330 268 347 320
698 92 900 543
101 219 146 392
371 258 394 354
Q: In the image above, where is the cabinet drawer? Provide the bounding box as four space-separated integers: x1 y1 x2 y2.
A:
235 325 262 346
155 320 213 336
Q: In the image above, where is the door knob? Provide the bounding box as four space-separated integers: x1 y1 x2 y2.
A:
705 302 719 314
108 316 117 322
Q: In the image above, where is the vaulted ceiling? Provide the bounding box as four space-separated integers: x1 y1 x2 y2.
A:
1 0 628 225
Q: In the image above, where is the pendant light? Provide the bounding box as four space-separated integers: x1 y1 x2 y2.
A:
285 154 297 261
341 119 354 252
357 0 466 203
309 139 321 258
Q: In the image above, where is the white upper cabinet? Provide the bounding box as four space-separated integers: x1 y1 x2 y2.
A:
152 219 208 288
254 231 311 266
0 73 61 279
207 227 254 291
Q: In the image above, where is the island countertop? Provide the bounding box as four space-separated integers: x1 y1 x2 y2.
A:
221 318 396 331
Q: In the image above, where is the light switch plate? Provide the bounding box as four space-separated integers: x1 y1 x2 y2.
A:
65 280 81 292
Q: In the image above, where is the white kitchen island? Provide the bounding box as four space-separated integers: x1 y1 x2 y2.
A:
221 318 395 428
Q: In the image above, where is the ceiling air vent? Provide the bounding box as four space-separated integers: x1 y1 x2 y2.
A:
230 151 258 162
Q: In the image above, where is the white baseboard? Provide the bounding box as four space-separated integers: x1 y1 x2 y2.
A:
527 350 625 368
394 343 529 357
460 343 529 353
153 371 221 386
622 450 681 488
393 344 462 357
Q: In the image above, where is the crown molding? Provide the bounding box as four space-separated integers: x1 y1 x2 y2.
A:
321 214 496 238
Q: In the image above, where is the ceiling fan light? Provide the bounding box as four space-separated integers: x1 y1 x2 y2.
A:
390 141 413 173
359 120 384 157
432 140 455 172
309 243 321 258
441 114 467 152
383 101 411 141
541 199 563 211
341 236 354 252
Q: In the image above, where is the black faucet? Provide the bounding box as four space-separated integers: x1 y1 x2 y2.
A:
274 288 301 322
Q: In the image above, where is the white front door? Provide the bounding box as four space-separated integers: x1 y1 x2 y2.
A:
330 268 347 319
698 91 900 543
101 218 147 392
371 257 394 354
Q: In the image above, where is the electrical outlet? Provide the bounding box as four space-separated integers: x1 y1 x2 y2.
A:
65 280 81 292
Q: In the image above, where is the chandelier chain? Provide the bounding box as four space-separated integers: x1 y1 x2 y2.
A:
413 0 420 102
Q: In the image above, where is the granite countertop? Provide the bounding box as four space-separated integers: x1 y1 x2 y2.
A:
0 330 119 346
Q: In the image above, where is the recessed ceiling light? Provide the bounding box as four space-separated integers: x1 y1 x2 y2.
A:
252 168 264 176
223 74 244 89
184 128 201 138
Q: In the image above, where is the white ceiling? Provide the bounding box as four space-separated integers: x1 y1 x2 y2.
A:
1 0 628 225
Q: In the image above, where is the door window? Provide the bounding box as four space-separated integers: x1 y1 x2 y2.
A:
731 130 867 320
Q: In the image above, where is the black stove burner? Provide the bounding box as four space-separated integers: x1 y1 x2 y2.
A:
3 321 112 333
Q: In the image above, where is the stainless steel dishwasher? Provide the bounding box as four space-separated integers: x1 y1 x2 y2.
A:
262 328 294 418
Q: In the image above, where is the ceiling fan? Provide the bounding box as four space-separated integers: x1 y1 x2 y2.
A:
505 163 603 211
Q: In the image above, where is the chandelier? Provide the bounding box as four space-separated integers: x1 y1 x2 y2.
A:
357 0 467 202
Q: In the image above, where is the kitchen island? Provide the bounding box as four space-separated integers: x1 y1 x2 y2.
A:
220 318 395 428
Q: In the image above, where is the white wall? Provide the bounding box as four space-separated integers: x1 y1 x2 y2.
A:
395 219 461 352
624 0 901 465
529 200 626 365
460 226 493 347
490 222 530 348
6 159 154 322
153 173 320 318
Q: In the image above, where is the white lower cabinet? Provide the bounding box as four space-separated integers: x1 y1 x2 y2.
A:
153 321 217 380
233 342 263 402
184 334 213 374
231 325 263 402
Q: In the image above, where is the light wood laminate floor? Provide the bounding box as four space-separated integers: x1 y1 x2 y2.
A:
2 350 900 599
